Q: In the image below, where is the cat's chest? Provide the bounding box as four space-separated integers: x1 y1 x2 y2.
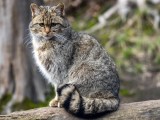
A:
34 48 68 85
35 49 53 71
34 49 54 81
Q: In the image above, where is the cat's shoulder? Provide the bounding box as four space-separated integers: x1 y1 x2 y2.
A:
72 31 99 45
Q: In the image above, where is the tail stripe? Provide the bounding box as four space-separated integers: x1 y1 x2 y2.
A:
57 84 70 96
92 99 97 113
76 96 85 115
63 89 76 110
58 84 119 118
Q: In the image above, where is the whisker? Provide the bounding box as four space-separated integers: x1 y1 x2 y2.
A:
23 33 33 48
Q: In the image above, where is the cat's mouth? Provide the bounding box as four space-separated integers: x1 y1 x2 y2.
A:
42 35 54 40
43 36 52 39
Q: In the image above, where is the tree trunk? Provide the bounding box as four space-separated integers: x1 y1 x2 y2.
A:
0 0 47 113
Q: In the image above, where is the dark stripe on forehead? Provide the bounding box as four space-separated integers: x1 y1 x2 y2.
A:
32 15 43 24
43 13 51 25
32 6 65 26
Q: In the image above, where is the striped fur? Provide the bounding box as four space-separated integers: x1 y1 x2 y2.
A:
29 3 120 118
57 84 119 117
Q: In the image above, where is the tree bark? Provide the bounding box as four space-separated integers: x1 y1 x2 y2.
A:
0 0 47 113
0 100 160 120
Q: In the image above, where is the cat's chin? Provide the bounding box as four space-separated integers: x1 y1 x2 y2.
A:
42 36 54 40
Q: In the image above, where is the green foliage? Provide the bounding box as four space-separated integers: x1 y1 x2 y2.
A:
13 98 46 111
96 24 160 74
12 86 55 111
98 31 109 46
0 94 12 112
0 86 55 113
120 89 135 97
72 17 98 30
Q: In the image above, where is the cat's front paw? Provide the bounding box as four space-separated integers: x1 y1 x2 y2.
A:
49 99 61 108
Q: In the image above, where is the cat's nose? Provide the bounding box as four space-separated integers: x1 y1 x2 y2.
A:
45 26 50 34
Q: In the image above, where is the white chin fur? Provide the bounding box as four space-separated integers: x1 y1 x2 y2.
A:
43 36 53 40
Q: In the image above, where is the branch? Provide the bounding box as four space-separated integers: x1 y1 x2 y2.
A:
1 100 160 120
87 4 118 33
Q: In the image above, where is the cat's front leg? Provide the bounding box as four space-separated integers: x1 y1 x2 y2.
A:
49 85 61 108
49 92 61 107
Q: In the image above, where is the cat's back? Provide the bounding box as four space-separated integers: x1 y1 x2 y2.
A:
71 31 115 67
72 31 102 58
69 32 119 95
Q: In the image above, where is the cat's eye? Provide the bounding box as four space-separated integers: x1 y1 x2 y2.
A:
51 23 60 27
39 23 44 27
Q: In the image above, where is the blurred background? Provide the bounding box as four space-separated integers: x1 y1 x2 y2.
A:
1 0 160 114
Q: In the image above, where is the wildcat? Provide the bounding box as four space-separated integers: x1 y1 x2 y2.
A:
29 3 120 118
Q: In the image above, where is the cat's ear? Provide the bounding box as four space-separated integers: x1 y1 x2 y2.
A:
55 3 65 16
30 3 41 18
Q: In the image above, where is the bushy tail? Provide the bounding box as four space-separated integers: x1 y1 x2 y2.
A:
57 84 120 118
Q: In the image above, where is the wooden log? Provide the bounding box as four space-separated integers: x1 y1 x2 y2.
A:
1 100 160 120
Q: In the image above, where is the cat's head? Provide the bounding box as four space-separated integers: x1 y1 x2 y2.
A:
29 3 71 41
